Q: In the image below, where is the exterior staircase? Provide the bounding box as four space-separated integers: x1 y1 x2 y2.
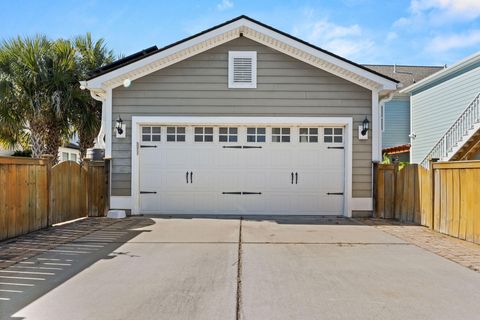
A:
421 92 480 167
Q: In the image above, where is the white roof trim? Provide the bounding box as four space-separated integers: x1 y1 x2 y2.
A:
400 51 480 94
83 17 398 92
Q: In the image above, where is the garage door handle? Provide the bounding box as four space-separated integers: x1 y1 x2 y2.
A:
186 171 189 184
295 172 298 184
190 171 193 184
291 172 294 184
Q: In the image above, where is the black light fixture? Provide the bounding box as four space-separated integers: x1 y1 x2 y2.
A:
361 116 370 136
116 116 124 135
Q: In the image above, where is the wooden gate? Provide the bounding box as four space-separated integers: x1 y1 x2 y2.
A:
375 161 480 244
0 156 108 241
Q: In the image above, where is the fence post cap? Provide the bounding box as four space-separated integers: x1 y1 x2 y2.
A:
40 154 55 159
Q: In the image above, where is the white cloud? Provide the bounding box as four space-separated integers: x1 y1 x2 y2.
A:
411 0 480 18
293 17 375 60
217 0 233 11
386 32 398 42
427 29 480 52
395 0 480 27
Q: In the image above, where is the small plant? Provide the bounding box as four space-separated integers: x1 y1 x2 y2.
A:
381 153 391 164
12 150 32 157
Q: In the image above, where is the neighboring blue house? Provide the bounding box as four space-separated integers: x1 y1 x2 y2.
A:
401 53 480 166
364 65 443 162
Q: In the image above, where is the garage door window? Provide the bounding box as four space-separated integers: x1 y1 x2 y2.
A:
324 128 343 143
247 128 266 142
299 128 318 143
142 126 161 142
219 127 238 142
272 128 290 142
167 127 186 142
194 127 214 142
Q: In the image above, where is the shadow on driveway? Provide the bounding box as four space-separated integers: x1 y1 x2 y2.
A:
0 217 155 319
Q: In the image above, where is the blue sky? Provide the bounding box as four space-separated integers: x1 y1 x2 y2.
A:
1 0 479 66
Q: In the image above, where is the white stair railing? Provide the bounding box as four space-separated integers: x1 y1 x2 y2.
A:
420 92 480 168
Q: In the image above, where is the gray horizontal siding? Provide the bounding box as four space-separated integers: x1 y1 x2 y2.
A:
111 37 373 198
382 97 410 149
411 67 480 163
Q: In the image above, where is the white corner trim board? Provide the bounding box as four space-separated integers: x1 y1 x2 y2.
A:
105 87 113 158
130 116 354 217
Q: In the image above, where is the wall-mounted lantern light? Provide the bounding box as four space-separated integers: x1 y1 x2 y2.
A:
361 117 370 136
358 116 369 140
116 116 126 138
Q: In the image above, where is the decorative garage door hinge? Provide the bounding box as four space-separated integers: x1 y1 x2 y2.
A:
327 146 344 149
222 191 262 195
140 191 157 194
140 145 158 148
326 192 344 195
222 146 263 149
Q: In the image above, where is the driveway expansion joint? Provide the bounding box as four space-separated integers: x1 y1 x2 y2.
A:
236 217 243 320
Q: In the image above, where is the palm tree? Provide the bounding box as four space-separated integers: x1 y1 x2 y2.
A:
0 36 52 158
72 33 114 159
0 34 114 161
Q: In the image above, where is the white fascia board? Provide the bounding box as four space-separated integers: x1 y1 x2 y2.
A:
242 19 398 91
130 116 354 217
86 20 244 89
84 18 397 91
400 51 480 94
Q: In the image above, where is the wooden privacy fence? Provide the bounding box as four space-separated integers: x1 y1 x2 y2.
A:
0 156 108 241
375 161 480 244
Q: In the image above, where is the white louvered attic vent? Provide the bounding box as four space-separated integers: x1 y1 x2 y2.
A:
228 51 257 88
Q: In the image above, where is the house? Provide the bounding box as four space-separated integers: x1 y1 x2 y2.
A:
58 142 81 163
401 52 480 166
80 15 398 217
364 64 444 162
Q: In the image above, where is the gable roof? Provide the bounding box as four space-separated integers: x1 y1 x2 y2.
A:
400 51 480 94
363 64 444 89
82 15 398 92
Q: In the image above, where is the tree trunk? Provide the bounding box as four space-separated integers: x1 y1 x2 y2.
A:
29 119 44 158
44 119 63 164
78 130 96 161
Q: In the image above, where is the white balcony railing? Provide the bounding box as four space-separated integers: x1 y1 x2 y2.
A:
420 92 480 168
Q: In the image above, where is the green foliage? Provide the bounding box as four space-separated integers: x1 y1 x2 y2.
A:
381 153 391 164
12 150 32 157
0 33 115 159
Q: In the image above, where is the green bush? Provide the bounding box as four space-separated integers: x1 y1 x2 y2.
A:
12 150 32 157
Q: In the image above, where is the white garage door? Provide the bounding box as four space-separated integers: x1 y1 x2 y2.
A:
138 125 345 215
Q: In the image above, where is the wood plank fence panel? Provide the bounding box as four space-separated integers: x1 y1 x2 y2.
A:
0 156 108 241
50 161 88 225
375 160 480 245
0 157 49 241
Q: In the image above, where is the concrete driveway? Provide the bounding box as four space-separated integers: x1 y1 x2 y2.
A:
2 216 480 320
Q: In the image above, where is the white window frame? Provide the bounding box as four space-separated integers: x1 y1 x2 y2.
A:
194 127 214 142
272 128 291 143
228 51 257 89
219 127 239 143
246 127 266 143
299 128 319 143
323 127 344 144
